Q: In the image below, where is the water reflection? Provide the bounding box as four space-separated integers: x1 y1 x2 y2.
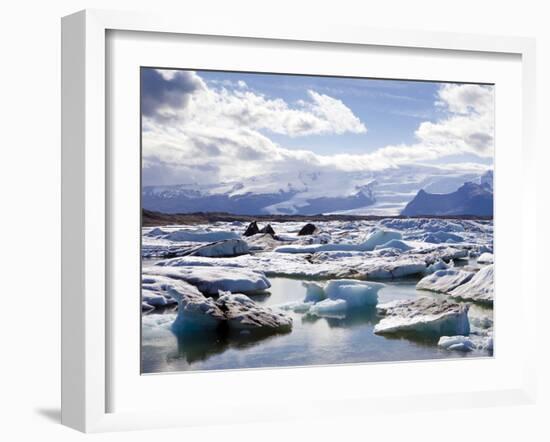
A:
302 306 380 328
168 327 289 365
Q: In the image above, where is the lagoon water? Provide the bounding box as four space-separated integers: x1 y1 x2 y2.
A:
141 276 492 374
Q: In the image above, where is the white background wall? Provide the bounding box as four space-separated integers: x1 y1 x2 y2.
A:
0 1 547 440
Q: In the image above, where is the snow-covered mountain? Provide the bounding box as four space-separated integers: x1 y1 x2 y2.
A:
142 167 492 216
401 181 493 216
479 169 493 191
142 170 377 215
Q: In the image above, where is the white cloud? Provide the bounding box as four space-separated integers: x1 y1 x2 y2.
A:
141 72 493 186
437 83 493 115
143 69 367 137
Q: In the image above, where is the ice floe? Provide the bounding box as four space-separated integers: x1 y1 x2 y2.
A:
438 335 476 352
449 264 494 304
142 275 193 311
324 279 384 307
374 297 470 337
303 282 327 302
416 269 474 294
147 228 240 243
477 252 494 264
189 238 250 257
425 259 453 274
216 291 293 334
309 299 348 316
143 273 291 335
274 229 402 254
374 239 412 251
144 266 271 296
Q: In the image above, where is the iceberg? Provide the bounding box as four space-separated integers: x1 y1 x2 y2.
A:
301 279 384 310
274 229 401 254
375 297 470 337
303 282 327 303
416 269 474 294
449 264 494 304
216 291 293 334
142 302 155 313
142 275 190 311
423 231 465 244
324 279 384 307
172 291 226 333
374 239 412 252
147 228 240 243
189 238 250 257
366 260 427 279
438 335 476 352
309 298 348 316
477 252 494 264
144 266 271 296
426 259 452 274
143 274 292 335
277 301 313 313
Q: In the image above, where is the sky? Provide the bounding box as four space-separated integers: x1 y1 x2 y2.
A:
141 68 494 187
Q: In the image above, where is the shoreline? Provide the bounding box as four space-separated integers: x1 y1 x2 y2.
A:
142 209 494 227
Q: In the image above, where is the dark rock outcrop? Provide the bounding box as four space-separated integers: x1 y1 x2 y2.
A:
243 221 260 236
259 224 276 236
298 223 318 236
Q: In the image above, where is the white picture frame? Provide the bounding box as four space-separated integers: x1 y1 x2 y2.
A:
61 9 537 433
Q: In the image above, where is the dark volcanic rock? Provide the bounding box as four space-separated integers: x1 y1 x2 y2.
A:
259 224 276 236
401 182 493 216
298 223 318 236
243 221 260 237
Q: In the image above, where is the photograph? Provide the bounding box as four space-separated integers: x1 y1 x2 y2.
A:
140 68 494 374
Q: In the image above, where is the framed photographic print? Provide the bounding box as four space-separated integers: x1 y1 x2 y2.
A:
61 9 537 432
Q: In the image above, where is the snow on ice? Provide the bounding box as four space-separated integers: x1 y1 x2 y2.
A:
374 297 470 337
449 264 494 304
144 266 271 296
416 269 474 294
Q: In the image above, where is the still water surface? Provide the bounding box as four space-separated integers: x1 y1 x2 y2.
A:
141 277 492 373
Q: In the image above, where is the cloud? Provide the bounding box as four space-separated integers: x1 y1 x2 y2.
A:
141 72 493 186
142 68 367 137
417 83 494 157
141 69 205 121
437 83 493 115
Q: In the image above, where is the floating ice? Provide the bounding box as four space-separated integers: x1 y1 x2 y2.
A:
470 315 493 329
189 238 250 257
438 336 476 352
277 301 313 313
380 218 465 233
303 282 327 303
324 279 384 307
426 259 453 274
142 302 155 313
144 266 271 296
360 230 403 251
366 260 427 279
172 290 226 333
423 231 464 244
149 228 240 243
142 275 190 311
217 291 293 334
416 269 474 294
309 298 348 316
449 264 494 304
374 239 412 252
274 229 401 254
477 252 494 264
375 297 470 336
